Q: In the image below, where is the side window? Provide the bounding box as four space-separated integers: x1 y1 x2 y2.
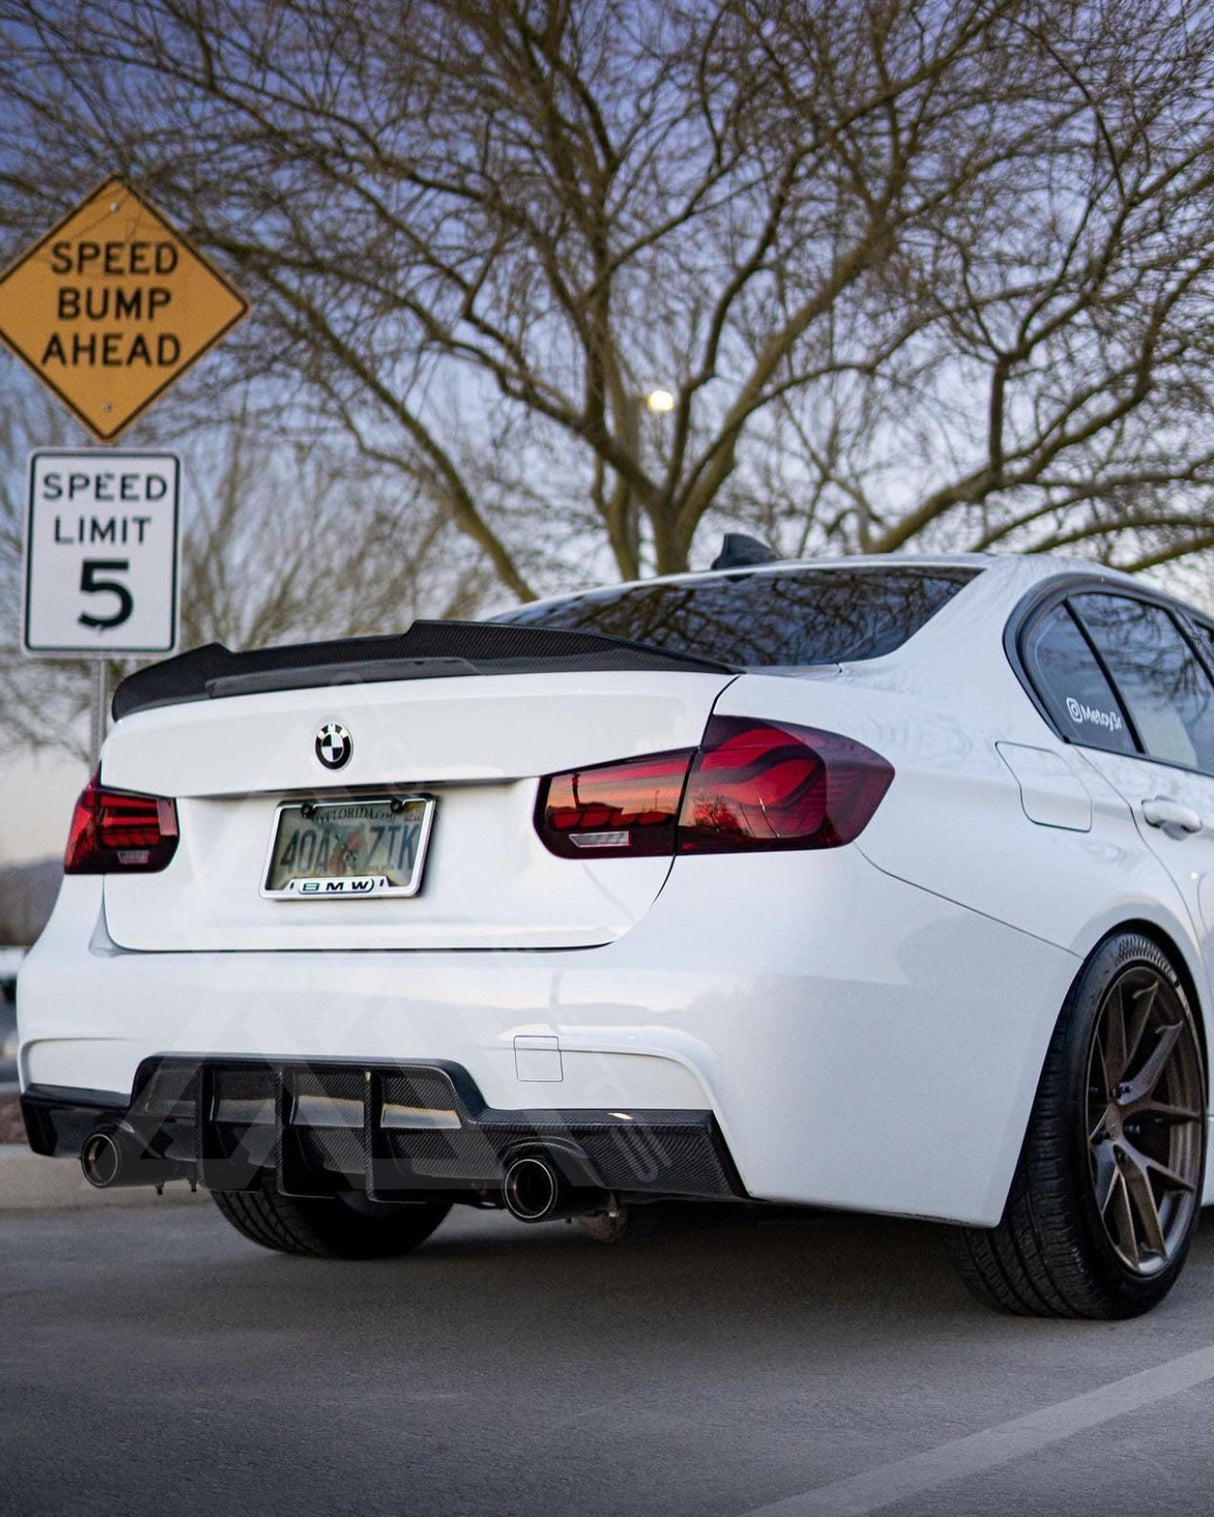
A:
1020 603 1136 755
1189 620 1214 673
1071 594 1214 774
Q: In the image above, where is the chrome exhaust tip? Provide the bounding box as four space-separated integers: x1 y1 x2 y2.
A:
501 1150 606 1223
503 1154 561 1221
80 1123 193 1190
81 1128 123 1188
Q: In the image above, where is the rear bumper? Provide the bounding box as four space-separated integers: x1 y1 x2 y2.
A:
22 1057 743 1202
17 855 1081 1225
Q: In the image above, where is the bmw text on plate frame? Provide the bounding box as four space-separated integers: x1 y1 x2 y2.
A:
17 548 1214 1317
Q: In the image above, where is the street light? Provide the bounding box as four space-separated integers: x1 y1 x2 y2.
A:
645 388 675 414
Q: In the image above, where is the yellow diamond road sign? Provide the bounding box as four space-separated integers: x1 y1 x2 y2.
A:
0 177 249 441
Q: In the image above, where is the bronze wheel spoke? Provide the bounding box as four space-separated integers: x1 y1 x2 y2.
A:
1091 1140 1119 1214
1105 1167 1139 1265
1123 1020 1184 1106
1092 1038 1115 1107
1103 984 1130 1083
1137 1099 1203 1125
1123 980 1159 1069
1121 1137 1197 1198
1119 1148 1169 1260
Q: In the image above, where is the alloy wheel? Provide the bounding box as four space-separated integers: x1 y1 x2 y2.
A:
1087 964 1204 1276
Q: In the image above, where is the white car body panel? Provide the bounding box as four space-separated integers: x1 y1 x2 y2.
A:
18 550 1214 1224
712 668 1198 970
102 670 734 951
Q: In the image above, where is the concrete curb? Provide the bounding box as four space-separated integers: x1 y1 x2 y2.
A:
0 1145 203 1211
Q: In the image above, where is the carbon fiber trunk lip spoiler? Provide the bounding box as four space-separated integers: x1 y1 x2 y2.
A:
111 620 734 721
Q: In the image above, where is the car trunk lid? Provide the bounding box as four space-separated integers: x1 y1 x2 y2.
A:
101 664 736 952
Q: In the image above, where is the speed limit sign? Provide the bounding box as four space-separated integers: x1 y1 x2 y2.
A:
23 449 179 655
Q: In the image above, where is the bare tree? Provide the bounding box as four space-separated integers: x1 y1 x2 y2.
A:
0 390 93 754
1 0 1213 593
734 0 1214 569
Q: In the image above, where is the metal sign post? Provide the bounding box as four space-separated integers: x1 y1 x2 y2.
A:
89 660 108 767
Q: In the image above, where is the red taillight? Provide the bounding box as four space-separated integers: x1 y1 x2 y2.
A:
64 773 180 874
536 719 893 857
538 750 694 857
678 717 893 851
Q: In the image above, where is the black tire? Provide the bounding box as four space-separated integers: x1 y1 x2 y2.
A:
212 1181 451 1259
947 932 1206 1319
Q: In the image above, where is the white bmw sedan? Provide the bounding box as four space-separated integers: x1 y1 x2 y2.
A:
16 551 1214 1318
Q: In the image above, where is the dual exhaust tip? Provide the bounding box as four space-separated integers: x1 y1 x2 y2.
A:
81 1123 605 1220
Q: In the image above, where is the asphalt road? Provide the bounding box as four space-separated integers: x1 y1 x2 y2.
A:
5 1198 1214 1517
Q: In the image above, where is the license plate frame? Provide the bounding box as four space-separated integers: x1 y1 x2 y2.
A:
261 795 436 900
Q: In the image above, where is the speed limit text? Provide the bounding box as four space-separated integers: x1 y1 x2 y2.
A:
37 469 172 502
37 468 168 547
52 515 153 546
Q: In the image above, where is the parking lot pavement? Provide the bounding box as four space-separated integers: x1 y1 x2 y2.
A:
4 1202 1214 1517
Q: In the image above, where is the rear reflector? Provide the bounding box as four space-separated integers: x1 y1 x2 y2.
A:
64 773 180 875
536 718 893 858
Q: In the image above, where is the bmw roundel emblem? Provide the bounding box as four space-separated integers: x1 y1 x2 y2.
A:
315 722 353 770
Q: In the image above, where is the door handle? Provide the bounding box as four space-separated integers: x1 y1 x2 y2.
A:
1141 797 1204 834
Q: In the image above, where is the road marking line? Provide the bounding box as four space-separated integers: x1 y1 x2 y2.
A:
740 1343 1214 1517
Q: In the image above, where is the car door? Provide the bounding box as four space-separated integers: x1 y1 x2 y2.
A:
1061 592 1214 981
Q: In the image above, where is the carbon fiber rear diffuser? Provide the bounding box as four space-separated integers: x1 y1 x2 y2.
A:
23 1057 745 1203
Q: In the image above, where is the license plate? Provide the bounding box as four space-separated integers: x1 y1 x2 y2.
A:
261 796 435 899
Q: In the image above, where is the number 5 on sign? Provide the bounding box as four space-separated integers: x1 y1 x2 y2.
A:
22 450 179 655
78 560 135 630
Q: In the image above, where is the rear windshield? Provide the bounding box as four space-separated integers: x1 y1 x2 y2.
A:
495 566 976 668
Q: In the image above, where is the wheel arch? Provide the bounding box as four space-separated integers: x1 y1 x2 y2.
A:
1067 908 1208 1072
1104 917 1210 1092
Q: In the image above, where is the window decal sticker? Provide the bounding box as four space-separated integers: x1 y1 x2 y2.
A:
1065 697 1124 733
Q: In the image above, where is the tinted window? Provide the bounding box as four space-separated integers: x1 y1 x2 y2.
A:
496 568 974 667
1072 594 1214 773
1189 620 1214 670
1021 603 1136 755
